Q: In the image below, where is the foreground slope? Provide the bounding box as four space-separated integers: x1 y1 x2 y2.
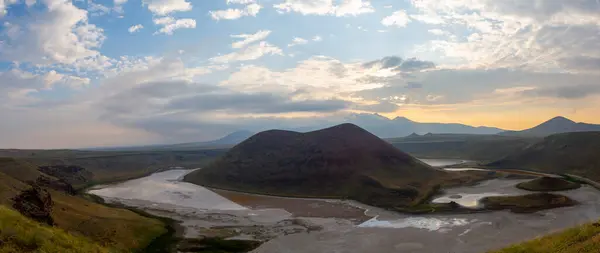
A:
0 205 108 253
0 159 167 251
501 116 600 137
490 220 600 253
489 132 600 181
185 124 451 208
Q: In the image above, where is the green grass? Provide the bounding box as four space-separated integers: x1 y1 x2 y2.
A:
516 177 581 192
490 221 600 253
176 238 262 253
0 205 109 253
50 190 167 251
0 171 167 252
481 193 577 213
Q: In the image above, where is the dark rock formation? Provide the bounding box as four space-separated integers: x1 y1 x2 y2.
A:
185 123 446 209
12 186 54 226
38 165 94 187
34 175 76 195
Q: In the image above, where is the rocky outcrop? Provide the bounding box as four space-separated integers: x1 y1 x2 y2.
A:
38 165 94 187
34 175 76 195
12 186 54 226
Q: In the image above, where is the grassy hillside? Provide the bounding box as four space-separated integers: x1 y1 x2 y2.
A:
490 220 600 253
0 157 44 183
0 149 226 189
0 205 109 253
489 132 600 181
0 158 168 252
387 134 538 161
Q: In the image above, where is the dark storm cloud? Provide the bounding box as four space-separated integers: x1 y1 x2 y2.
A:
396 58 436 72
362 56 436 72
404 82 423 89
167 92 350 113
362 56 403 69
354 101 399 113
522 84 600 99
101 80 352 119
559 56 600 72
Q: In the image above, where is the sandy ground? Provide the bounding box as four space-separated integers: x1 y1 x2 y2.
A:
213 189 371 222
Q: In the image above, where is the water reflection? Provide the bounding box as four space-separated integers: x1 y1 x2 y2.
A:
359 216 473 231
89 169 246 211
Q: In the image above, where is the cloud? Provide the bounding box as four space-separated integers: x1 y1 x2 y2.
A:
231 30 271 48
354 101 399 113
0 0 106 66
0 0 18 17
227 0 255 3
274 0 374 17
363 56 435 72
87 0 111 16
0 68 89 106
382 10 410 27
128 24 144 33
405 82 423 89
522 84 600 100
143 0 192 15
288 37 308 47
210 3 262 20
427 29 450 36
210 41 283 63
409 0 600 71
154 18 196 35
559 56 600 72
312 35 322 42
166 92 350 114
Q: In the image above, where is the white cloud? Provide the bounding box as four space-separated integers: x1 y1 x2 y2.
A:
226 0 255 4
409 0 600 72
427 29 449 36
128 24 144 33
0 0 106 67
88 0 111 16
0 0 18 17
114 0 127 4
382 10 410 27
143 0 192 15
288 37 308 47
154 18 196 35
210 41 283 63
231 30 272 48
334 0 374 16
153 16 174 25
274 0 374 17
312 35 322 42
210 3 262 20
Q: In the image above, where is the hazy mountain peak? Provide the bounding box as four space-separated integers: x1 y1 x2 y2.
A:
500 116 600 137
545 116 575 124
393 116 412 122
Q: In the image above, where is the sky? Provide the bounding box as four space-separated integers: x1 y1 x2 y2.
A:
1 0 600 149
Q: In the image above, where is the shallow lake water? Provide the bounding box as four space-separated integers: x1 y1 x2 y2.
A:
419 158 468 167
88 169 600 253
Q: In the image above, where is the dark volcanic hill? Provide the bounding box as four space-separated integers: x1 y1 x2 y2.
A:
500 116 600 137
184 124 453 208
489 132 600 181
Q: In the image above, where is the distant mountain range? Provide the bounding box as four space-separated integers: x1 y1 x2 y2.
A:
88 114 600 151
157 130 255 150
500 116 600 137
340 113 504 138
